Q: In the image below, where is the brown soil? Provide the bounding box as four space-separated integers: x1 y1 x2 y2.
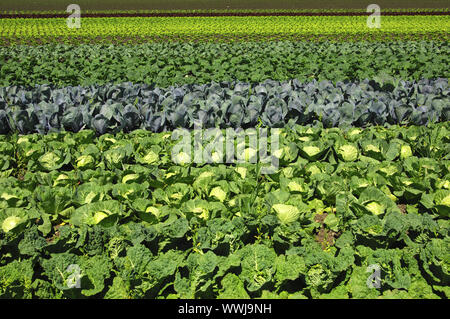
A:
314 212 328 224
397 204 407 214
2 31 448 47
16 168 27 181
313 212 341 250
315 227 339 250
45 224 63 243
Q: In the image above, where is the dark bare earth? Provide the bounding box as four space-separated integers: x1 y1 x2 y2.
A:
1 0 448 12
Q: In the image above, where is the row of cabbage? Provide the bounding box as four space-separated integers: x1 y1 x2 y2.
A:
0 78 448 134
1 123 449 221
0 122 448 298
1 41 448 87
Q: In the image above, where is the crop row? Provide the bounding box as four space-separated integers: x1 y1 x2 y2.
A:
0 122 448 298
0 15 448 45
1 41 448 88
3 7 448 16
1 78 448 135
1 120 449 175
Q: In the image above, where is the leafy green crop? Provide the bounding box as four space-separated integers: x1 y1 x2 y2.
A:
1 6 447 300
1 15 448 46
0 122 449 298
1 41 448 87
0 78 448 134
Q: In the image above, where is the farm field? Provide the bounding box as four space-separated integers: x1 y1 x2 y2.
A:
0 2 449 300
1 15 449 45
1 0 450 11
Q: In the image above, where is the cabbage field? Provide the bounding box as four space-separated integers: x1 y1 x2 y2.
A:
0 2 449 299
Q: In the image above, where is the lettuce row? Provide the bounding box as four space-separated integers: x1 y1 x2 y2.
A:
0 78 448 135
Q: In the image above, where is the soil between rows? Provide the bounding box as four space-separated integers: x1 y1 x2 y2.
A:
1 11 449 19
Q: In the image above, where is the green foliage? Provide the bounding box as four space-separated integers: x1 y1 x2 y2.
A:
0 259 34 298
1 77 448 135
0 41 448 88
0 122 449 298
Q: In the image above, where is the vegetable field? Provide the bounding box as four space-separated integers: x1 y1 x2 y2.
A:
0 2 449 300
